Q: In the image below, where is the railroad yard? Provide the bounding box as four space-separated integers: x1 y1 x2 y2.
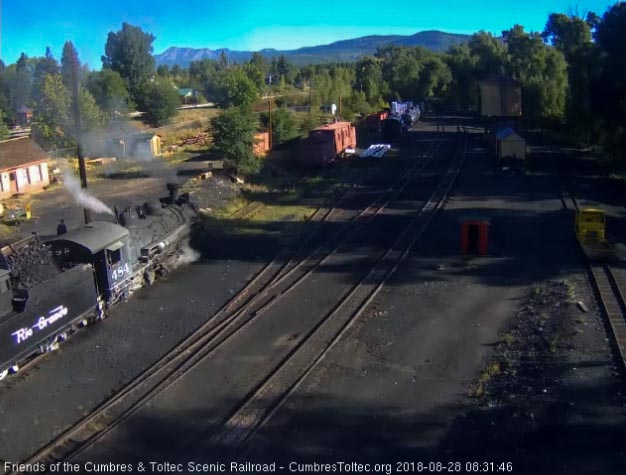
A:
1 116 626 475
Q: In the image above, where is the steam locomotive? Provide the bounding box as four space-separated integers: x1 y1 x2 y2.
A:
0 183 198 381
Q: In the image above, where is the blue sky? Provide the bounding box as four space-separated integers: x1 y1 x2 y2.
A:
0 0 618 68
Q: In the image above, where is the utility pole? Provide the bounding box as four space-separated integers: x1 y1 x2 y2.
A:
308 81 312 115
71 50 91 224
268 96 273 151
339 95 342 120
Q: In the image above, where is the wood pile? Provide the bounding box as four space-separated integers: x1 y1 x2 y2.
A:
177 132 211 147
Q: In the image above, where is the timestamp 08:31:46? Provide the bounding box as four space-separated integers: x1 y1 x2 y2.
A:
395 461 514 473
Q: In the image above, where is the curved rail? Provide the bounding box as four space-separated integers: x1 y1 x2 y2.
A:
207 135 466 451
14 136 446 470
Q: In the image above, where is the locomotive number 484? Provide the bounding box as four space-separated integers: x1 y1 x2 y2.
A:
111 263 131 281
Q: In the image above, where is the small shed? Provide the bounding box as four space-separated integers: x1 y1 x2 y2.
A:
0 137 50 198
253 132 270 156
460 215 490 256
15 106 33 126
495 128 526 160
130 133 162 160
320 103 337 115
89 125 162 160
178 88 198 104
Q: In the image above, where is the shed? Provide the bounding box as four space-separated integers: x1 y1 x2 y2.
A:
178 88 198 104
320 103 337 115
253 132 270 156
84 125 161 160
130 133 162 160
15 106 33 126
495 128 526 160
0 137 50 198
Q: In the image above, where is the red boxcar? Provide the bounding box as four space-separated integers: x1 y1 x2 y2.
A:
363 111 389 133
297 122 357 167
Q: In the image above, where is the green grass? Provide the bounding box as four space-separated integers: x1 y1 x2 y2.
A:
249 203 316 223
0 223 18 240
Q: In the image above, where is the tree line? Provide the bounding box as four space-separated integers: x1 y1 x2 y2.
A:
1 3 625 165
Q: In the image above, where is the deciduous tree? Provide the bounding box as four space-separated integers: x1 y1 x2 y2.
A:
210 107 259 174
142 79 180 127
86 69 132 117
102 23 156 106
0 109 10 140
32 74 104 149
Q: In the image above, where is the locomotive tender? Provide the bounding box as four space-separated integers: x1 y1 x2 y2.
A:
0 183 197 380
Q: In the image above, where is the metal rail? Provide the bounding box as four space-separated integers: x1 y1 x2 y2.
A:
14 136 445 470
562 189 626 373
208 133 467 451
590 265 626 371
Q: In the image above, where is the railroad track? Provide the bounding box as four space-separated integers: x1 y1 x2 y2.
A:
588 265 626 371
206 132 467 452
13 136 447 471
561 189 626 373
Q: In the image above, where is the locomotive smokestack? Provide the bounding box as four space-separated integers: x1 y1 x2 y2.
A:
166 182 180 204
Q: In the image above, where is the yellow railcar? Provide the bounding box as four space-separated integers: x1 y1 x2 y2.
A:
575 207 616 260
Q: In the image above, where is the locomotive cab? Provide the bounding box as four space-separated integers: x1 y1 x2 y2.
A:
47 221 132 304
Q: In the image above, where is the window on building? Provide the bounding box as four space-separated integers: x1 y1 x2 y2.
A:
29 165 41 183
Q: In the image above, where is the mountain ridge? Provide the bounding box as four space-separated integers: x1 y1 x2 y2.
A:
154 30 470 67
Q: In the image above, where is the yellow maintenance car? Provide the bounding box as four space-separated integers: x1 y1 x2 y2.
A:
0 201 32 225
575 207 616 260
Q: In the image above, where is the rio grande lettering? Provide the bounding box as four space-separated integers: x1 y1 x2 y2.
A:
11 305 69 345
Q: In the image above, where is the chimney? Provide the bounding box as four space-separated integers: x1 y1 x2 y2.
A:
166 182 180 204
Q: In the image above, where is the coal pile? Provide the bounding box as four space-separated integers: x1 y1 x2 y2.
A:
186 176 241 212
4 241 62 290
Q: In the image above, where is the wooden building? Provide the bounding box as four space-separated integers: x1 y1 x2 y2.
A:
131 133 162 160
15 106 33 126
178 88 198 105
0 137 50 198
84 125 162 160
253 132 270 156
479 76 522 117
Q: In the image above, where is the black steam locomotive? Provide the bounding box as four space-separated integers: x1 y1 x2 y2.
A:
0 184 197 381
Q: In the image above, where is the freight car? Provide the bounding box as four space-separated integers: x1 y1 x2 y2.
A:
381 115 405 143
401 106 420 128
297 121 357 167
363 111 389 133
0 184 198 381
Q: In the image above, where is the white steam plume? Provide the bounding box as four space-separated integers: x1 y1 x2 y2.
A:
175 241 201 267
61 168 115 216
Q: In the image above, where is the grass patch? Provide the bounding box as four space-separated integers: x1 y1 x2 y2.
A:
213 196 251 219
249 203 315 223
0 223 19 240
469 362 502 398
502 333 515 346
531 285 545 297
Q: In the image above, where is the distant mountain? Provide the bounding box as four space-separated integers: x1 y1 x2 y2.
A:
154 30 470 67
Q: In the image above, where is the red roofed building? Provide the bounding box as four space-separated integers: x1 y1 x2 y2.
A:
0 137 51 198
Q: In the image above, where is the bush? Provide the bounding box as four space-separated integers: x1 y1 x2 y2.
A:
210 107 260 174
142 79 180 127
259 107 299 145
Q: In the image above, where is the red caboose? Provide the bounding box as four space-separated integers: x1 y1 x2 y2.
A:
297 122 356 167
